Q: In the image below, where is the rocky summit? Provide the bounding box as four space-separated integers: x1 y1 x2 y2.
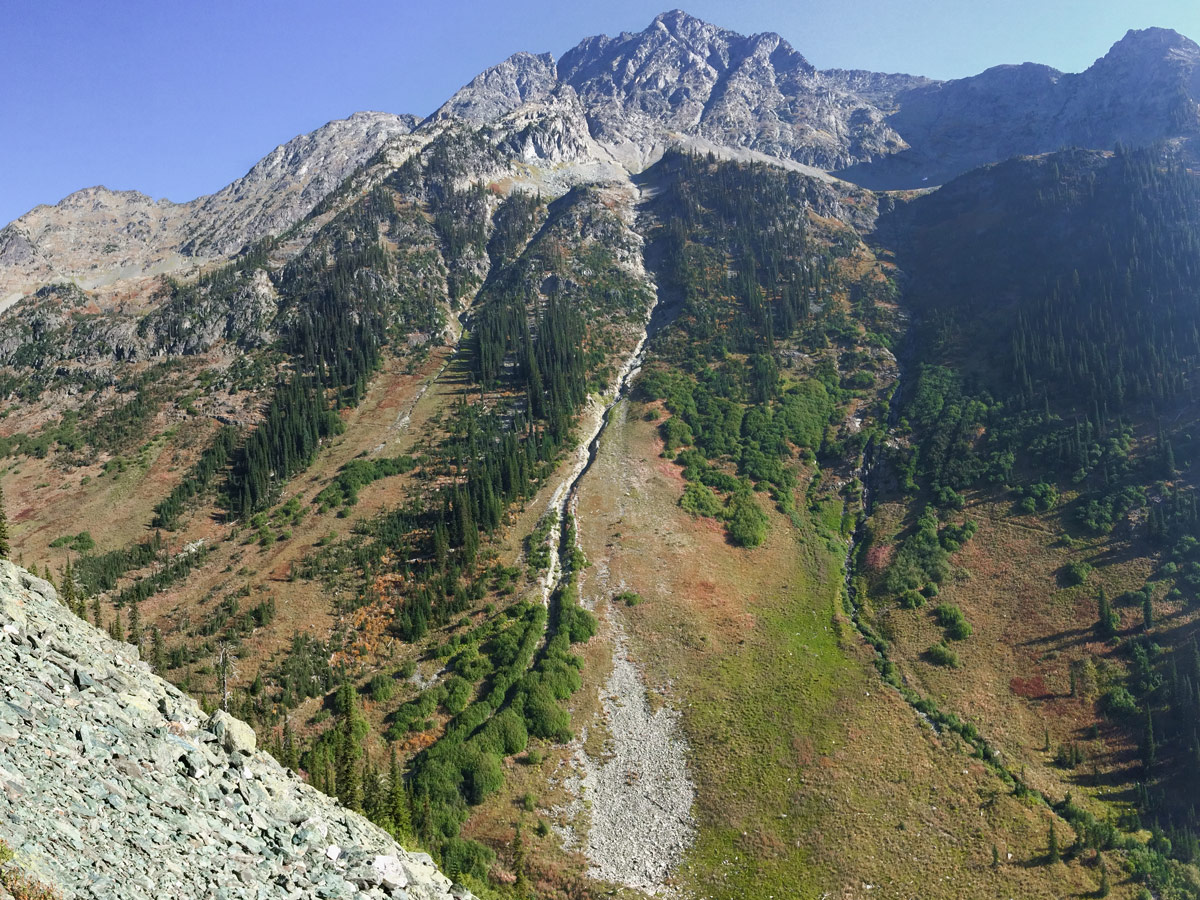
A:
0 560 471 900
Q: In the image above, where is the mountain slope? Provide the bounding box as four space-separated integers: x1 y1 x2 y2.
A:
0 558 471 900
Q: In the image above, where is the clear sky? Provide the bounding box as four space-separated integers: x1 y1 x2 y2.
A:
4 0 1199 226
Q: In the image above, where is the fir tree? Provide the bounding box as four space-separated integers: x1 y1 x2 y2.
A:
0 483 10 560
1047 821 1060 863
109 608 125 643
511 823 530 897
1097 587 1119 639
336 691 363 812
1142 709 1157 772
388 746 411 839
128 598 143 648
151 626 165 673
60 559 78 617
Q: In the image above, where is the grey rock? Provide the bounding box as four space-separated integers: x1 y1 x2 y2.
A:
209 709 256 755
0 560 470 900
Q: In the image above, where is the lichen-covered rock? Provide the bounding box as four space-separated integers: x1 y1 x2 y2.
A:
0 560 472 900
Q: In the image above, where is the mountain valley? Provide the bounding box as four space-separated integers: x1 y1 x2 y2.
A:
4 10 1200 900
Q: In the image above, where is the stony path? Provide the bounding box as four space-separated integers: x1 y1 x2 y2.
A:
0 561 471 900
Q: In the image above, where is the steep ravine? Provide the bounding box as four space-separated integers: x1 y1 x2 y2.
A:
535 183 697 894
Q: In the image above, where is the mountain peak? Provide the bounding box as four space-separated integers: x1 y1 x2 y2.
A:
427 50 558 126
1096 26 1200 71
650 8 724 37
1113 26 1197 52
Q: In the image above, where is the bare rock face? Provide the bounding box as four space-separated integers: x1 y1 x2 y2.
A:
0 559 472 900
436 10 922 172
186 110 420 256
427 51 558 125
491 87 597 165
5 11 1200 318
557 10 915 169
0 111 418 307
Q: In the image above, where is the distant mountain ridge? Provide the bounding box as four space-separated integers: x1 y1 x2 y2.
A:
3 11 1200 308
0 111 417 308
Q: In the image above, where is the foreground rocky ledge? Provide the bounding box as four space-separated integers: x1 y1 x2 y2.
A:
0 560 471 900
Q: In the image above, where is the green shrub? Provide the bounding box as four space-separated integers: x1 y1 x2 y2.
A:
461 749 504 805
934 603 972 640
660 417 694 452
440 837 494 881
615 590 643 606
900 589 926 609
926 642 961 668
518 682 572 742
680 482 723 518
442 675 472 715
726 491 768 548
560 602 597 644
366 674 395 703
480 709 528 756
1063 560 1093 586
1101 686 1139 718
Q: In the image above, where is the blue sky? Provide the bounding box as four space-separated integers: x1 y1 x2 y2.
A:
4 0 1199 226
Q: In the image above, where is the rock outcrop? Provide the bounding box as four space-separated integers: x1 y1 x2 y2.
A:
436 10 927 172
0 560 471 900
434 12 1200 186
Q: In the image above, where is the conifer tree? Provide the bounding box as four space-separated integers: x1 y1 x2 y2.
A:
336 689 363 812
60 559 78 617
362 755 381 822
388 746 411 839
0 483 10 560
512 823 530 897
1142 710 1157 772
109 608 125 642
1097 587 1119 638
1048 821 1060 863
129 598 143 648
151 626 165 673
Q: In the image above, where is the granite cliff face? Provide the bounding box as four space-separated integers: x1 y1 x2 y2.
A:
0 559 471 900
434 12 1200 184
